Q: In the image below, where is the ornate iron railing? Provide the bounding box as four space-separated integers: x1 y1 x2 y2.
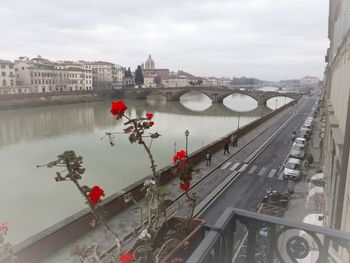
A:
187 207 350 263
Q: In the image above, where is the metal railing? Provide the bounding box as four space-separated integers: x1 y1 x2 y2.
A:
187 207 350 263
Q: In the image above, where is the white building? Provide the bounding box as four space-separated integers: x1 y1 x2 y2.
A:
112 64 123 89
300 76 320 87
91 61 113 91
162 76 190 88
0 59 18 94
14 56 93 93
322 0 350 261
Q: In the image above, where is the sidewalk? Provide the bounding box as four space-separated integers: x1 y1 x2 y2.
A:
44 103 298 262
278 110 323 261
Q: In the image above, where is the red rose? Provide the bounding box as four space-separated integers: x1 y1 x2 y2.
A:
180 181 190 191
148 121 154 127
120 252 135 263
173 150 187 163
110 100 127 119
88 186 105 205
146 113 153 120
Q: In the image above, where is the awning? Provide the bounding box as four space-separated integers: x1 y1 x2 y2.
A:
310 173 325 187
306 186 324 212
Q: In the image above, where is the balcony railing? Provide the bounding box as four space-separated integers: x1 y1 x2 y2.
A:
187 207 350 263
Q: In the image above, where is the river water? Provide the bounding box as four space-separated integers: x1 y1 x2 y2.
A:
0 90 292 244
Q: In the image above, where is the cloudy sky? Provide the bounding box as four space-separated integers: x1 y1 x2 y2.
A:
0 0 329 80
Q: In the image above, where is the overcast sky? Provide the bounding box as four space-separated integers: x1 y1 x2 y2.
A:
0 0 329 80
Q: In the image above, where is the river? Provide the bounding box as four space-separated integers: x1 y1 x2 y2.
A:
0 90 292 244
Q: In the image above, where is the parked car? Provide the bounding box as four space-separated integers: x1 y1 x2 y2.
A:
292 130 297 141
293 137 307 147
290 144 306 160
300 127 311 139
283 158 302 181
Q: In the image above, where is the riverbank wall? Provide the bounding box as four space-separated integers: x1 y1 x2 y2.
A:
0 91 107 110
0 97 300 263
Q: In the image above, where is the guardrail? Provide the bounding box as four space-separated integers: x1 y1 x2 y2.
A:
187 207 350 263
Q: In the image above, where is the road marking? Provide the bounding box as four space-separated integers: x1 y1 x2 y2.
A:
238 164 249 172
221 162 232 170
258 167 267 176
248 165 258 174
267 169 277 178
230 162 241 171
278 172 284 180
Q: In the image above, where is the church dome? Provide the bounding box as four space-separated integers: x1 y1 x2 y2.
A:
145 54 155 69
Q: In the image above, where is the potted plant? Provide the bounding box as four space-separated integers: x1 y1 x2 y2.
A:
40 100 205 262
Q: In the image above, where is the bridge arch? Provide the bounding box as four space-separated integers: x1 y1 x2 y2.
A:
135 90 167 100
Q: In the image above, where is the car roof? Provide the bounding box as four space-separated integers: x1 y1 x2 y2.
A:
287 158 301 164
295 137 306 141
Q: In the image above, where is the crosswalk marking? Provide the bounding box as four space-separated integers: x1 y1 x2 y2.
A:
248 165 258 174
278 172 284 180
221 162 232 170
230 162 241 171
238 164 249 172
258 167 267 176
267 169 277 178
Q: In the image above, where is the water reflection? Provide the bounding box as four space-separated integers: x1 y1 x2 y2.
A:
223 94 258 112
180 91 212 111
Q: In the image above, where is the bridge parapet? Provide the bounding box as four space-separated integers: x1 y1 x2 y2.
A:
111 87 301 105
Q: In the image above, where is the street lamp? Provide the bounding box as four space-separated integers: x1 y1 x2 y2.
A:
185 129 190 156
275 99 278 110
237 114 240 130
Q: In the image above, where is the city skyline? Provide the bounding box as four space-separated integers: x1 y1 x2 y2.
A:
0 0 328 81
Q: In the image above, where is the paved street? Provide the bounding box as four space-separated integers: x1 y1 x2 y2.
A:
199 96 316 225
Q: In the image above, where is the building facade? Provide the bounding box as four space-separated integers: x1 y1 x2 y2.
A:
91 61 113 91
14 56 93 93
0 59 18 94
141 55 169 88
322 0 350 261
112 64 123 89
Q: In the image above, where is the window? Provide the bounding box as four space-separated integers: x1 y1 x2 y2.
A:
2 80 6 86
9 65 13 69
0 65 5 69
15 68 18 71
1 72 5 76
10 80 14 86
22 67 25 70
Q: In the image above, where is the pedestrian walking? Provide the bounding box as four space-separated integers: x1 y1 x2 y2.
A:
233 134 238 147
307 153 314 166
224 142 230 155
205 152 211 166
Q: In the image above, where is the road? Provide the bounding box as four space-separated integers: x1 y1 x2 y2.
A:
198 96 316 225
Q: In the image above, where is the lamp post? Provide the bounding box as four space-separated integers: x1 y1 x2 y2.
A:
237 114 240 130
185 129 190 156
275 99 278 110
174 142 177 156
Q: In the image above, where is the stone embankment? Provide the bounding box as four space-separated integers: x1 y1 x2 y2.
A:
0 91 107 110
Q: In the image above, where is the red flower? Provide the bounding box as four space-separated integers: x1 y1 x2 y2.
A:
110 101 127 120
180 181 190 191
120 252 135 263
177 159 188 170
173 150 187 163
88 186 105 205
146 113 153 120
148 121 154 127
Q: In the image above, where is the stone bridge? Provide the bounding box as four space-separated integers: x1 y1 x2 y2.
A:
112 86 301 106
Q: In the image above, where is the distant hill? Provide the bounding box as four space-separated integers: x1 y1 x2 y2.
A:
178 70 195 78
231 76 263 85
